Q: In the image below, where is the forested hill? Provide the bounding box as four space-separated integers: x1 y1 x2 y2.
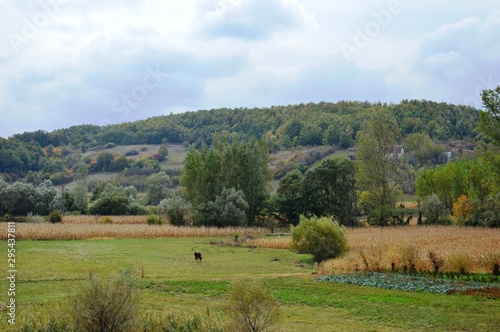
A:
1 100 480 178
12 100 479 148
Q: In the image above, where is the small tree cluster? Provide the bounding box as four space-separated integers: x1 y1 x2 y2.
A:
421 194 451 225
196 188 249 227
158 195 193 226
275 158 357 227
89 183 148 215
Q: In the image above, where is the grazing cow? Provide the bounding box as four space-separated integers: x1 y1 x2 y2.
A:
194 252 203 262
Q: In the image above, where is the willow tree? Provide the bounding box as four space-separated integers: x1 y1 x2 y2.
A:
356 112 401 225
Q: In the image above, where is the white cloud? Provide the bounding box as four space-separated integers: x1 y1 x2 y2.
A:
198 0 315 40
0 1 499 137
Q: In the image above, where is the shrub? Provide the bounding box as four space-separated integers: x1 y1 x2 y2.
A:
359 245 387 272
481 252 500 275
421 194 451 225
100 216 113 224
71 269 140 332
146 214 163 226
159 195 192 226
26 213 46 224
290 215 348 262
399 244 420 274
428 250 446 274
48 210 63 223
225 279 280 332
125 150 139 156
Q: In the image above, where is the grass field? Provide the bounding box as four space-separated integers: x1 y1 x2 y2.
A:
1 224 499 331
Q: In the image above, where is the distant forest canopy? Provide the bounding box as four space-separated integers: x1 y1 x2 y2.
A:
0 99 481 179
11 99 480 147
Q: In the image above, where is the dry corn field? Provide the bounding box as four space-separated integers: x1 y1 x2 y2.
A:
0 222 266 240
251 226 500 274
63 215 151 224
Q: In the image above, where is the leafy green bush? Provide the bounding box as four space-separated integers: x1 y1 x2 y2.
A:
146 214 163 225
48 210 63 223
421 194 451 225
158 195 192 226
125 149 139 156
100 216 113 224
290 215 348 262
225 279 280 332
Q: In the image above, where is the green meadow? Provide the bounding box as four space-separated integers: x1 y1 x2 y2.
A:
2 237 499 331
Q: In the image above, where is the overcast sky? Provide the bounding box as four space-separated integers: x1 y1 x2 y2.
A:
1 0 499 138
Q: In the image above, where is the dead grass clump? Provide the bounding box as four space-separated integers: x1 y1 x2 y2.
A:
446 251 476 274
399 244 421 274
482 253 500 275
359 245 387 272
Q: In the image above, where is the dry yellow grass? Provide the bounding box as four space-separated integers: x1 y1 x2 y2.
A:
250 236 291 249
0 222 266 240
250 226 500 274
62 215 148 224
327 226 500 274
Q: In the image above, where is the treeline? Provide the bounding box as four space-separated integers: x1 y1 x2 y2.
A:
15 100 480 149
2 100 480 179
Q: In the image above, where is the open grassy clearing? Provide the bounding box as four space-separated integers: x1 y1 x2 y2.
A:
1 232 499 331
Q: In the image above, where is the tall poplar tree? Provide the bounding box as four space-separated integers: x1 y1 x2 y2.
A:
356 112 401 225
181 134 270 225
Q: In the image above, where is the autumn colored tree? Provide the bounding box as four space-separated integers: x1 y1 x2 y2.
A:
452 195 474 224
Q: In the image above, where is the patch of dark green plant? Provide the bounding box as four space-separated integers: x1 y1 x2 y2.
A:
316 272 500 295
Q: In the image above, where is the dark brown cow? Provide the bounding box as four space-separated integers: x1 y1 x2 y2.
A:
194 252 203 262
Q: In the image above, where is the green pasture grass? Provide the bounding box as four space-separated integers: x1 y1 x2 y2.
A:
1 237 499 331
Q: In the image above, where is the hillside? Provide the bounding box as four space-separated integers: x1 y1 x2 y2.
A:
0 100 481 182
